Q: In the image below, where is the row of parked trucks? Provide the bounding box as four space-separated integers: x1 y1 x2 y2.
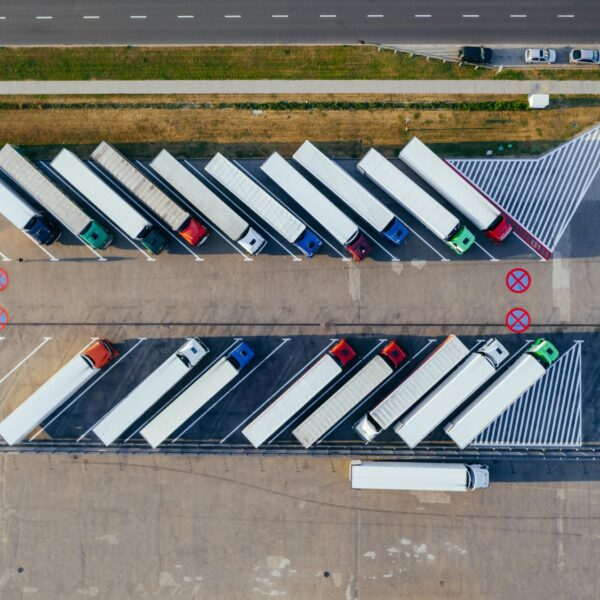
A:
0 138 512 259
0 335 558 452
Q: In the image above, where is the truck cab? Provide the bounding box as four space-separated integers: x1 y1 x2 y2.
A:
486 215 512 242
346 233 373 261
295 229 323 257
82 339 119 370
141 227 168 255
528 338 559 368
176 338 210 368
330 339 357 367
354 414 382 442
26 214 61 245
447 225 475 254
180 217 209 246
478 338 510 368
381 341 407 369
382 217 409 245
228 342 255 371
239 227 267 255
80 221 114 249
466 465 490 489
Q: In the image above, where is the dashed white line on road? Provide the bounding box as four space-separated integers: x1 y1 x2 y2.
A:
36 16 53 20
415 14 431 18
272 14 289 18
557 14 575 18
130 15 147 19
462 14 479 18
83 16 100 20
0 17 6 20
224 15 241 18
320 15 336 18
367 15 384 18
177 15 194 19
510 14 527 18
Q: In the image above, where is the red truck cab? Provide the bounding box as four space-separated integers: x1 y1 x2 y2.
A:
83 339 119 370
486 215 512 242
380 341 407 368
329 339 357 367
179 216 209 246
346 233 373 262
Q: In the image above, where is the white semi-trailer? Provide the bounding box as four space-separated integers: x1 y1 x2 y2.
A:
350 461 489 491
260 152 372 261
140 342 255 448
399 136 512 242
0 144 113 249
355 335 470 442
292 342 406 448
149 149 266 255
394 339 509 448
205 153 322 257
0 340 118 446
242 339 357 448
50 149 167 255
357 148 475 255
293 141 409 245
444 338 559 449
92 338 210 446
0 179 60 245
91 142 209 246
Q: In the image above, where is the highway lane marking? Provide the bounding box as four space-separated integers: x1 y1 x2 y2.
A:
220 338 339 444
0 337 52 386
414 15 431 18
155 159 251 261
557 14 575 18
367 15 384 18
233 160 348 261
130 16 147 20
123 338 243 443
224 15 242 18
35 16 53 20
171 338 292 443
272 15 289 18
0 17 6 20
86 161 205 262
320 15 337 18
75 338 149 442
177 15 194 19
44 162 156 261
510 14 527 18
462 15 479 18
83 16 100 20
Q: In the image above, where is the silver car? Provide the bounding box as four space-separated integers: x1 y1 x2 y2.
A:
525 48 557 64
569 49 600 64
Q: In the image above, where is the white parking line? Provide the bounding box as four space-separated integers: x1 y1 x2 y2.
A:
171 337 292 442
233 160 348 261
74 338 149 442
23 231 60 261
220 339 339 444
86 161 204 262
268 339 387 444
318 338 437 443
474 240 498 261
42 163 156 262
186 160 302 262
0 337 52 386
123 338 243 442
136 160 251 261
0 250 11 262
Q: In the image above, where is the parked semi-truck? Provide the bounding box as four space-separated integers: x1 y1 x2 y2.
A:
0 144 113 249
141 342 254 448
350 461 489 491
243 339 357 448
150 149 266 255
261 152 372 261
205 153 322 257
92 338 209 446
355 335 470 442
394 339 509 448
91 142 209 246
0 340 118 446
444 338 559 449
293 141 409 245
292 341 407 449
0 179 60 245
399 136 512 242
50 149 167 254
357 148 475 254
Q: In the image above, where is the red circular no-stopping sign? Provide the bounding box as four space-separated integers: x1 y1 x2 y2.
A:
0 307 8 331
506 268 531 294
0 269 8 292
506 307 531 334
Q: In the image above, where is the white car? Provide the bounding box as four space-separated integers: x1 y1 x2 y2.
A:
569 49 600 64
525 48 557 64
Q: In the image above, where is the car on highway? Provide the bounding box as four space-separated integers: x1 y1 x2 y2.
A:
524 48 556 64
458 46 493 65
569 49 600 64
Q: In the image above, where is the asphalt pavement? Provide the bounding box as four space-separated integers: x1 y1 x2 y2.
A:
0 1 596 45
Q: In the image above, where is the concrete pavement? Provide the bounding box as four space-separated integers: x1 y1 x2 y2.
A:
1 79 600 95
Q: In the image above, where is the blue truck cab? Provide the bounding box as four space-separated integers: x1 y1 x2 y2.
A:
228 343 255 371
382 217 409 245
294 228 323 258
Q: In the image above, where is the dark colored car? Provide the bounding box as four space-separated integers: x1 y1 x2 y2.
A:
458 46 494 65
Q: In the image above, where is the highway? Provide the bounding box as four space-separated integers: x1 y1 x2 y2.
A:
0 1 595 45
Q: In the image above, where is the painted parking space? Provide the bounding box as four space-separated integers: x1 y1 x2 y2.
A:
450 124 600 259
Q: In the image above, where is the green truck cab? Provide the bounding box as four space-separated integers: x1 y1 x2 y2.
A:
528 338 560 369
446 225 476 255
80 221 114 249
